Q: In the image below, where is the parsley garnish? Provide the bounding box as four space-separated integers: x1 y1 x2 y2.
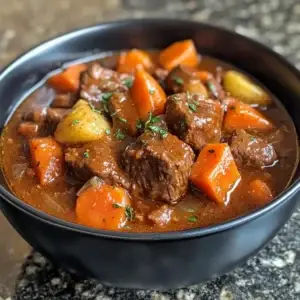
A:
105 129 111 135
250 136 256 142
72 119 80 125
123 77 133 88
207 81 218 98
188 215 198 223
115 129 126 140
89 103 102 113
118 117 128 123
83 151 89 158
112 203 122 208
102 92 113 101
136 119 143 130
188 103 197 112
173 76 184 85
148 125 168 138
149 88 155 95
125 206 135 221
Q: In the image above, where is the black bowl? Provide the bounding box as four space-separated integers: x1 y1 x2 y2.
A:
0 19 300 290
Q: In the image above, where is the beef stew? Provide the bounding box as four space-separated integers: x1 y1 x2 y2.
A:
1 40 298 232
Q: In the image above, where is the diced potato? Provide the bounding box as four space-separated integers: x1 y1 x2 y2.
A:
223 70 271 105
54 100 110 144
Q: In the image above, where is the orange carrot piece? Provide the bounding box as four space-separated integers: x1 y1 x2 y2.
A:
48 64 87 93
29 137 64 185
131 68 167 121
76 184 132 230
159 40 199 71
193 71 213 82
117 49 154 74
190 143 241 204
248 179 273 205
224 100 274 132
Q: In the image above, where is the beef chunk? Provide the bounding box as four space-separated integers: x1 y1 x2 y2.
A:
23 108 47 124
51 93 76 108
230 129 278 167
165 93 222 151
65 136 131 189
18 122 39 137
108 92 139 136
80 63 132 103
148 204 173 226
46 108 70 127
122 132 195 204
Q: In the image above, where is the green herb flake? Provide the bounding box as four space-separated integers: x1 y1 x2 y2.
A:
173 76 184 85
123 77 133 88
188 215 198 223
115 129 126 140
125 206 135 221
102 92 113 101
250 136 256 142
149 88 156 95
136 119 144 130
72 119 80 126
89 103 102 114
188 103 197 112
83 151 89 158
207 81 218 98
112 203 122 209
148 125 168 138
118 117 128 123
105 129 111 135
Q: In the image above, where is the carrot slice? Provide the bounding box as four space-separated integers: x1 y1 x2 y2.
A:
29 137 64 185
131 68 167 121
48 64 87 93
248 179 273 205
117 49 154 74
159 40 199 71
76 184 132 230
224 100 274 132
190 143 241 204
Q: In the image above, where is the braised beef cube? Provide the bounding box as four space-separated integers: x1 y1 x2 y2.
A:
18 122 39 137
165 93 222 151
122 132 195 204
108 92 139 136
51 93 76 108
65 136 131 189
46 108 70 126
230 129 278 167
80 64 131 103
165 65 208 98
23 108 47 124
148 204 173 226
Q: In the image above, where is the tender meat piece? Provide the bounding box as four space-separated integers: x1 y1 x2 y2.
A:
148 204 173 226
165 65 208 98
122 132 195 204
80 63 132 103
46 108 70 126
165 93 223 151
23 108 47 124
51 93 76 108
17 122 39 137
108 92 139 136
230 129 278 167
65 135 131 189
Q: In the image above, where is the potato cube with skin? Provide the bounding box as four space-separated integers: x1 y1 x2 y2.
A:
190 143 241 204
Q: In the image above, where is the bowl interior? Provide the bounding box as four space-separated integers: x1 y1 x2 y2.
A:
0 19 300 239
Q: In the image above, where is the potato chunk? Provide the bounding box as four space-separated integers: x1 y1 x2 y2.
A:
223 70 271 105
54 100 110 144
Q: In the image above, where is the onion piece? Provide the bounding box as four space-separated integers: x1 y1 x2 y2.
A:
12 163 28 180
76 176 104 196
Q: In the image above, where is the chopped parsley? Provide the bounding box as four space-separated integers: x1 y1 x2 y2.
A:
188 215 198 223
72 119 80 125
118 117 128 123
102 92 113 101
89 103 102 113
207 81 218 98
149 88 156 95
136 119 143 130
105 129 111 135
188 103 197 112
115 129 126 140
250 136 256 142
148 125 168 138
112 203 122 209
172 76 184 85
123 77 133 88
125 206 135 221
83 151 89 158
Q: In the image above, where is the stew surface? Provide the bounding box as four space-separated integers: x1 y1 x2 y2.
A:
1 40 298 232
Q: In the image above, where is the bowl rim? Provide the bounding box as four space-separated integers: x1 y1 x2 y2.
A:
0 18 300 241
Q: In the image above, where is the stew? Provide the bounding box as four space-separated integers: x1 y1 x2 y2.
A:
1 40 298 232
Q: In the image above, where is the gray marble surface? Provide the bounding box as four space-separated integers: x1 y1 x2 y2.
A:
0 0 300 299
